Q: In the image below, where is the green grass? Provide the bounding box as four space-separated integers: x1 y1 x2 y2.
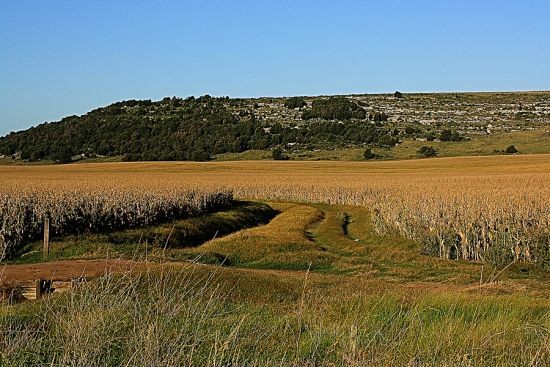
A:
213 149 273 161
0 157 55 165
385 129 550 160
9 201 277 264
1 265 548 366
209 129 550 162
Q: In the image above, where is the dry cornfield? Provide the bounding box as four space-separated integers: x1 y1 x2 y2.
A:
0 154 548 265
0 182 233 260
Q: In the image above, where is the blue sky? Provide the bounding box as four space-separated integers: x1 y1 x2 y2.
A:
1 0 549 135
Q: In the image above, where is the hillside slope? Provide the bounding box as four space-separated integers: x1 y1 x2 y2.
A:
1 92 549 162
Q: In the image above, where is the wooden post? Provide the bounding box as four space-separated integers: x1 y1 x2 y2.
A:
43 217 50 258
36 278 43 299
35 279 54 299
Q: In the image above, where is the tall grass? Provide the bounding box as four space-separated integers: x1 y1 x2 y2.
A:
1 266 548 366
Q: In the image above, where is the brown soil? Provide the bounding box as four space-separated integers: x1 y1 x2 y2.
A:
0 259 142 286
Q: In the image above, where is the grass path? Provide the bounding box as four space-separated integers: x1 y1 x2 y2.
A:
192 201 548 297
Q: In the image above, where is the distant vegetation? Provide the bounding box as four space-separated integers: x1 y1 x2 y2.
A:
283 96 306 109
439 129 462 142
1 91 548 163
363 148 376 160
301 97 367 120
418 146 438 158
271 147 289 160
0 95 398 162
506 144 519 154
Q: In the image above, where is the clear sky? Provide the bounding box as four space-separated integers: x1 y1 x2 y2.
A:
1 0 549 135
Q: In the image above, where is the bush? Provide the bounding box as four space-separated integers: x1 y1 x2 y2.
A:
377 135 399 147
439 129 452 141
424 131 437 141
404 126 421 135
363 148 376 160
394 91 403 98
440 129 461 142
284 97 306 109
272 147 288 160
505 145 518 154
418 146 438 158
122 154 142 162
190 150 211 162
50 146 74 164
369 111 388 122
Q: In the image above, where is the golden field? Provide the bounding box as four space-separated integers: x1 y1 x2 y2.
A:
1 154 548 265
1 155 549 366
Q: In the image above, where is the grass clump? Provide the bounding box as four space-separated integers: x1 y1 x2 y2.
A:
1 265 548 366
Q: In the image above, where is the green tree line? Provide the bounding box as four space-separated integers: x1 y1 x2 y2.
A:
0 96 397 162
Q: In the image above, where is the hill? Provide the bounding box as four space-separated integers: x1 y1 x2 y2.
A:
0 91 549 162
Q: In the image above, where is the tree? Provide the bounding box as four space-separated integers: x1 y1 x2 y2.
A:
439 129 453 141
418 146 438 158
272 147 288 160
404 126 420 135
369 111 388 122
49 144 74 163
284 97 306 109
505 145 518 154
394 91 404 98
190 149 211 161
440 129 461 142
363 148 376 160
377 135 399 147
270 122 283 135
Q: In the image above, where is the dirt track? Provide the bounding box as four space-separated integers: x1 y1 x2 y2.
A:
0 259 141 286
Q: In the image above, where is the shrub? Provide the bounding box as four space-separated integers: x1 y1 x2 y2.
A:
272 147 288 160
440 129 461 142
418 146 438 158
122 154 142 162
404 126 421 135
369 111 388 122
440 129 453 141
363 148 376 160
50 145 74 163
190 150 211 162
284 97 306 109
426 132 437 141
505 145 518 154
394 91 404 98
377 135 399 147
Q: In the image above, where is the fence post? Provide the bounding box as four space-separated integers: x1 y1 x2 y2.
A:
43 217 50 258
35 278 54 299
36 278 42 299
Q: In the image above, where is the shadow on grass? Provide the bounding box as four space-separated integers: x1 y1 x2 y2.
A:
10 201 279 264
